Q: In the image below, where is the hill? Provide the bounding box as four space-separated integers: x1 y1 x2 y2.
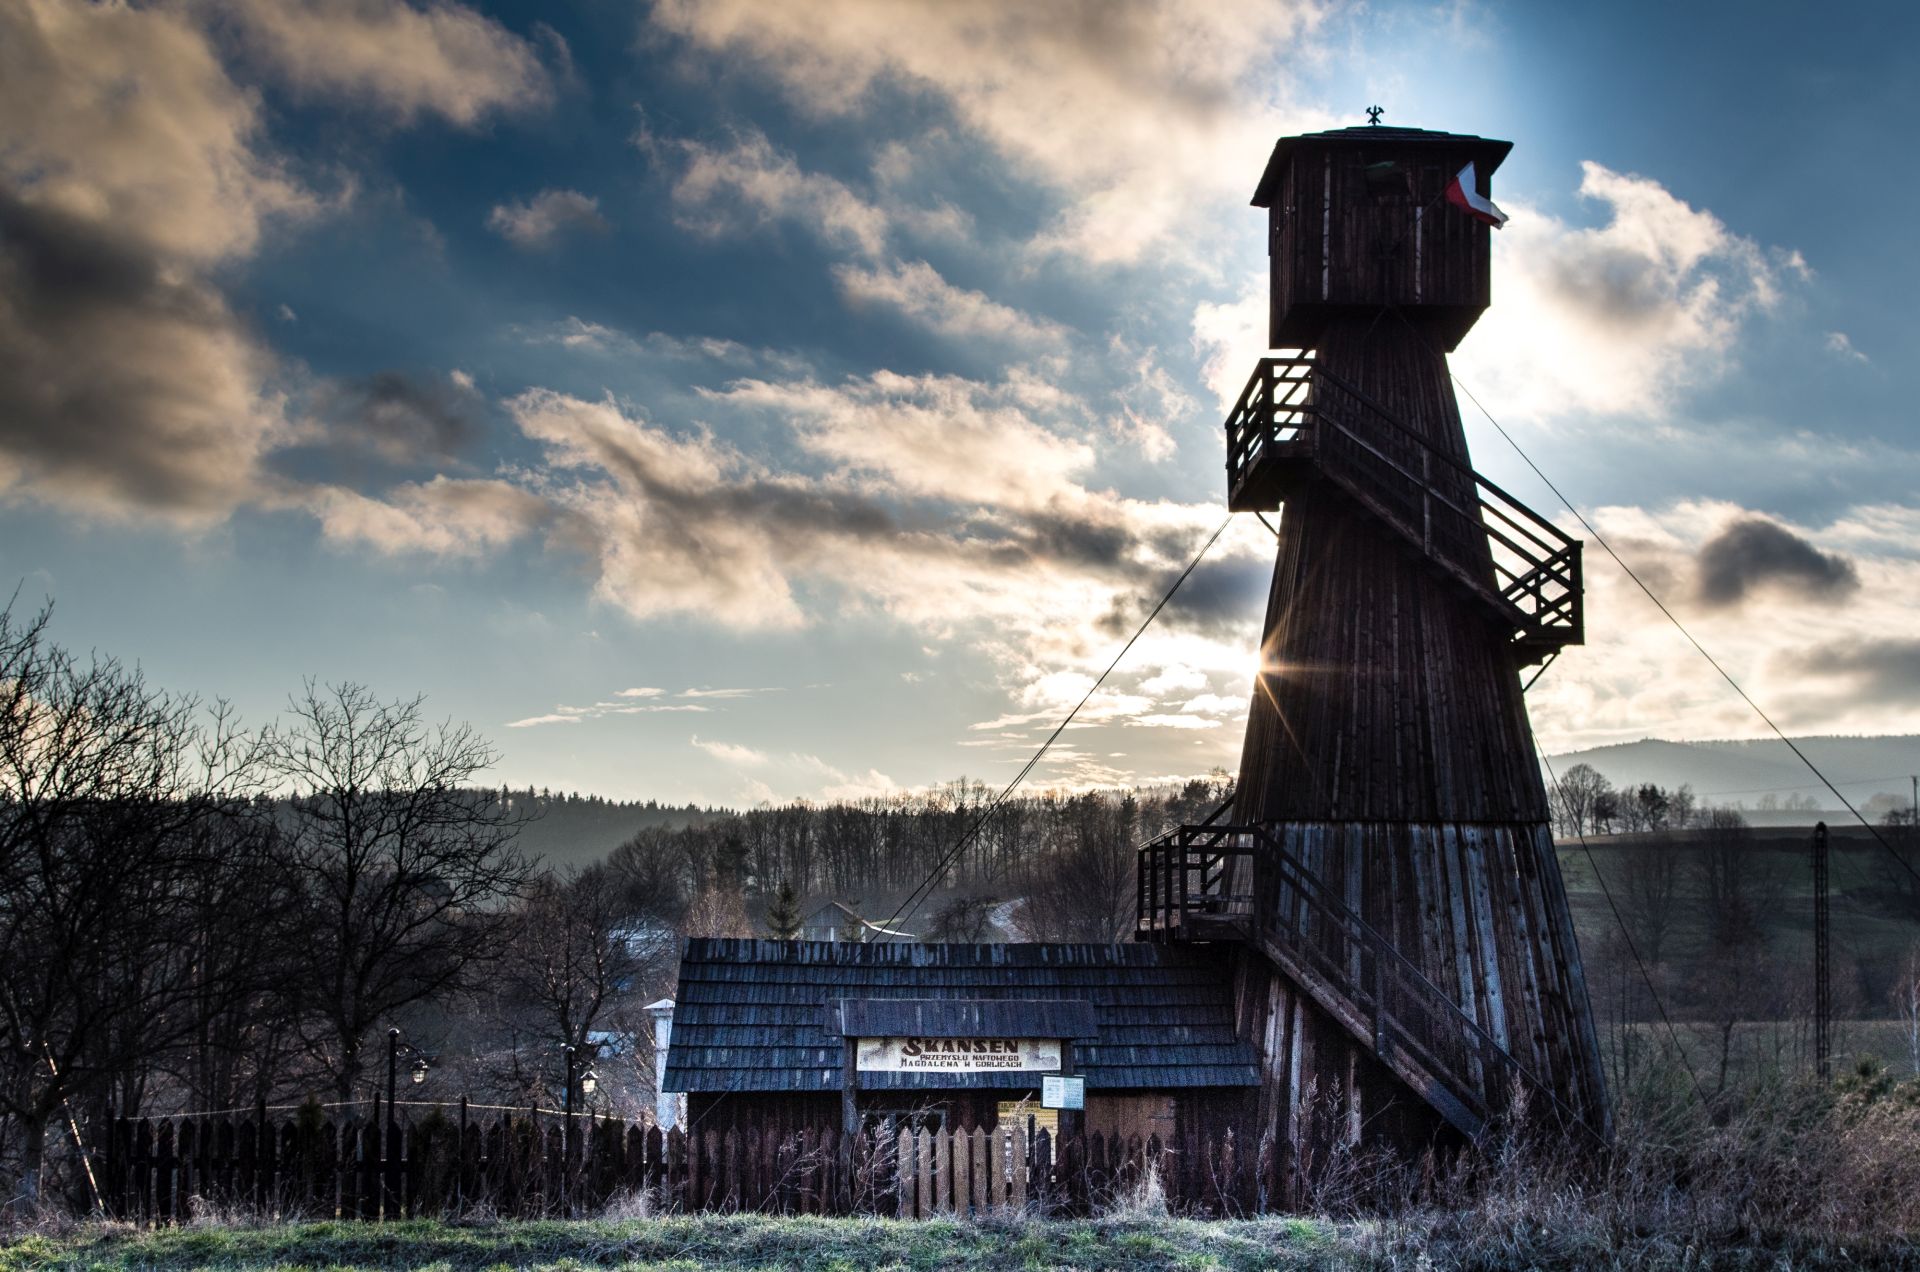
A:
501 790 728 870
1546 735 1920 821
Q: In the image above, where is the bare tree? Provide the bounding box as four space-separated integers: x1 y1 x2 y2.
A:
487 865 670 1108
1691 807 1780 955
0 604 270 1204
1877 806 1920 922
1614 832 1684 965
1016 793 1138 942
1548 763 1613 838
266 682 533 1102
1897 941 1920 1077
922 893 997 943
605 830 690 928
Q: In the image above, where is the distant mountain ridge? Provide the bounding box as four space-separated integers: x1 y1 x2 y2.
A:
1545 735 1920 814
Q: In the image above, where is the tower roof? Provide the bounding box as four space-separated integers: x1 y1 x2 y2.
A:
1252 124 1512 207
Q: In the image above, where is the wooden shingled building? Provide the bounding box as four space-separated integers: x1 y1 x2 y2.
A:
662 939 1257 1145
1139 119 1609 1174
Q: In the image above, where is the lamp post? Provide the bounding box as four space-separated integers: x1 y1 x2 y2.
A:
562 1043 577 1154
387 1028 400 1128
386 1028 432 1119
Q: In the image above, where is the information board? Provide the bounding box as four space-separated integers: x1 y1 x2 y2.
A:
1041 1075 1085 1110
856 1037 1062 1072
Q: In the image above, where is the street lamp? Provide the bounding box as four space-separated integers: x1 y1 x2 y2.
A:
387 1028 431 1122
580 1069 598 1096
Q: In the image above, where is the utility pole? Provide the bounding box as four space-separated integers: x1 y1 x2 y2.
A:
1814 822 1831 1081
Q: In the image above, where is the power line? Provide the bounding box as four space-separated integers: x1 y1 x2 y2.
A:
882 514 1236 935
1443 368 1920 893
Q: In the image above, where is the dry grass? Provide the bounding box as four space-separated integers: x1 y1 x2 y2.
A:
10 1066 1920 1268
1356 1063 1920 1269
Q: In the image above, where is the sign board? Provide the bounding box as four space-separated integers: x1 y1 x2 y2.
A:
1042 1075 1085 1110
856 1037 1062 1073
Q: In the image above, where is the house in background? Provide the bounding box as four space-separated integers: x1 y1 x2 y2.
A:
798 899 913 944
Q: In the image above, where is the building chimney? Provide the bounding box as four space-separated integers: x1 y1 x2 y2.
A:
645 998 679 1131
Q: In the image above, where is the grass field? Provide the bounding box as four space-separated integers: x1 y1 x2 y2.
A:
4 1211 1916 1272
0 1215 1345 1272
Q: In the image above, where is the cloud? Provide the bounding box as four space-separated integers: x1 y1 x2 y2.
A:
1128 714 1220 730
646 0 1328 263
816 766 899 801
1099 552 1268 639
692 736 769 766
1455 163 1806 419
310 476 552 556
323 369 1257 773
519 317 812 375
708 371 1096 513
617 686 665 698
309 370 483 465
0 0 328 521
661 130 893 258
833 260 1065 347
214 0 553 126
0 193 290 522
1105 339 1192 463
1518 499 1920 749
1825 331 1869 365
487 188 608 248
1695 517 1860 609
1778 638 1920 708
1 0 319 266
506 713 581 728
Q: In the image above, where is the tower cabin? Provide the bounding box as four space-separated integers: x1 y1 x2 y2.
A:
1139 119 1608 1195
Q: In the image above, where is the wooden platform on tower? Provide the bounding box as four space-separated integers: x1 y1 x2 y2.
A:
1135 117 1609 1193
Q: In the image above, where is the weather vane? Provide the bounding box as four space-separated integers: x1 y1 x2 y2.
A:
1366 105 1383 126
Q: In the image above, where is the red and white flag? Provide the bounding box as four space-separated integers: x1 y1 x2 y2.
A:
1445 162 1508 229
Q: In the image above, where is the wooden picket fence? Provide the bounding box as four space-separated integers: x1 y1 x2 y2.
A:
98 1100 1259 1222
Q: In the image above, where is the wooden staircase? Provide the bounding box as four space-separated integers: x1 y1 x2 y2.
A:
1224 355 1581 666
1137 821 1603 1144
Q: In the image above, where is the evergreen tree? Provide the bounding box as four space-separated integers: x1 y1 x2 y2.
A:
765 880 802 940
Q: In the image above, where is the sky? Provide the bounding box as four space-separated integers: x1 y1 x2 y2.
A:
3 0 1918 808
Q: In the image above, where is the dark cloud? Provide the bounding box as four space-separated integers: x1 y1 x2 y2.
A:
313 371 484 466
1006 510 1134 570
1096 553 1268 638
1780 638 1920 708
0 191 282 518
1696 518 1859 608
1547 245 1685 331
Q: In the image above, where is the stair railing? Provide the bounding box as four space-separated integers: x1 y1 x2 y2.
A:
1223 356 1582 652
1138 819 1605 1145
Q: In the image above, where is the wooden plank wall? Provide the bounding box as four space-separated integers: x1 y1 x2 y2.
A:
1269 142 1493 350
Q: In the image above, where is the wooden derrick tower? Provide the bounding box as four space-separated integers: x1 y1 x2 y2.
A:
1138 121 1608 1181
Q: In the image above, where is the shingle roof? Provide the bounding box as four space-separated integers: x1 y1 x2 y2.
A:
830 997 1098 1041
663 939 1260 1093
1251 124 1513 207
